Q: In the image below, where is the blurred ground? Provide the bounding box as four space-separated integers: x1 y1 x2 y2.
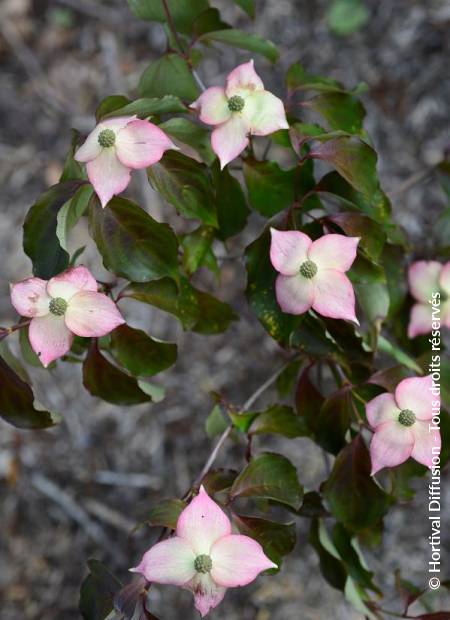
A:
0 1 449 619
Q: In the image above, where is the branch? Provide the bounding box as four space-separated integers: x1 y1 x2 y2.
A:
160 0 206 92
0 319 31 341
161 0 187 58
189 358 295 493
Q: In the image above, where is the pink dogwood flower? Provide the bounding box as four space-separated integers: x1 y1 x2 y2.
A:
270 228 359 323
407 260 450 338
191 59 289 169
132 486 276 617
74 116 177 207
10 266 124 367
367 375 440 475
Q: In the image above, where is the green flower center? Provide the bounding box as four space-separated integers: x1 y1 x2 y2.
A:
194 554 212 574
98 128 116 148
299 260 318 279
49 297 68 316
228 95 245 112
398 409 416 427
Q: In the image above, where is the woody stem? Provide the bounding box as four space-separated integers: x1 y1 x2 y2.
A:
0 318 32 341
161 0 187 57
188 357 296 494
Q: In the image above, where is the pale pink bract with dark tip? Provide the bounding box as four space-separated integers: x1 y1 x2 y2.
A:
191 59 289 169
366 375 441 474
269 228 360 323
74 115 177 207
10 265 124 367
132 486 276 617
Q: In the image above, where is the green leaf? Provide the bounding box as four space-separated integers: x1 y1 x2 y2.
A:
377 335 422 373
160 118 215 165
313 387 353 455
0 341 29 382
243 159 296 216
290 313 340 358
249 404 308 438
110 324 177 377
23 181 85 279
192 8 230 37
56 184 93 251
121 277 200 330
19 326 43 367
435 206 450 255
139 54 200 101
192 290 237 334
137 380 166 403
182 226 215 275
327 0 369 36
323 435 393 530
245 228 301 344
200 29 279 62
381 243 408 320
356 281 390 326
229 410 259 433
70 245 87 266
233 0 255 17
205 404 228 438
60 130 87 181
295 367 325 433
311 138 378 198
79 560 121 620
147 499 186 529
147 151 217 226
368 365 411 393
309 519 347 590
82 344 152 405
212 165 249 240
390 459 427 502
233 514 296 566
202 468 238 494
332 523 381 593
128 0 209 33
89 196 179 282
316 171 392 226
0 354 57 429
230 452 303 510
328 212 385 261
101 96 187 120
298 491 328 518
307 93 365 134
114 581 160 620
287 62 344 93
276 359 301 398
95 95 130 121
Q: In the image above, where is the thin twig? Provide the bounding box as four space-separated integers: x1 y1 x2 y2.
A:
0 319 31 341
161 0 187 57
189 359 295 492
191 426 233 492
192 70 206 92
159 0 206 93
